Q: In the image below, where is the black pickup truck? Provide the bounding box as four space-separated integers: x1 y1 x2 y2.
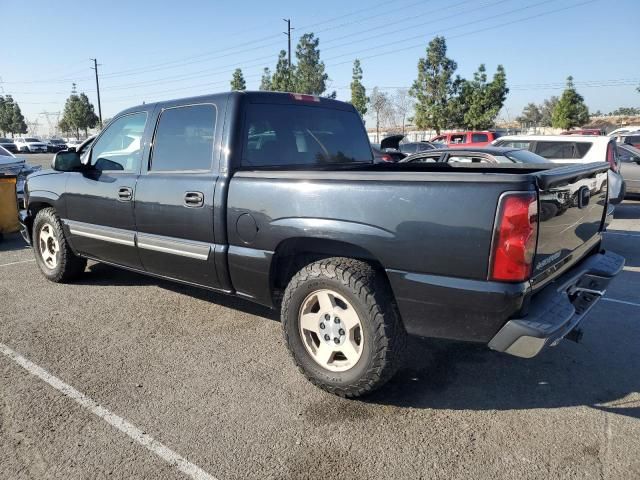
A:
20 91 624 397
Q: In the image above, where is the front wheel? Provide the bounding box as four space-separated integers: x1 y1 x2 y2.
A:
281 257 405 397
32 208 86 282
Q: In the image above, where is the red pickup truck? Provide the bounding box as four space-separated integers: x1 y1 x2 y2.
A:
431 131 501 148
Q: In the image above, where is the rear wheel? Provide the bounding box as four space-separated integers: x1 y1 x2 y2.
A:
32 208 86 282
281 257 405 397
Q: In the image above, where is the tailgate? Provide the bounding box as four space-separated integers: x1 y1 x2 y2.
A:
531 162 609 285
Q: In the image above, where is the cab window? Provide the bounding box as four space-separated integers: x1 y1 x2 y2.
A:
150 104 216 171
90 112 147 172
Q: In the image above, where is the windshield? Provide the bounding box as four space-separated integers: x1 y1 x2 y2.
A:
25 138 40 142
242 103 373 167
0 138 11 143
504 149 552 164
50 139 65 144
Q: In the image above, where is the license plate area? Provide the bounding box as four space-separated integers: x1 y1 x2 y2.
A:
568 274 608 315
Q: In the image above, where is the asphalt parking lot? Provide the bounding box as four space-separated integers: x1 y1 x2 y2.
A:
1 154 639 479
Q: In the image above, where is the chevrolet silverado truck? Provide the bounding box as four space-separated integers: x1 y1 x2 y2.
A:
20 91 624 397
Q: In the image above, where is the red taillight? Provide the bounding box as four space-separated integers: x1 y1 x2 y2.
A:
490 192 538 282
606 142 618 172
289 93 320 103
381 154 393 162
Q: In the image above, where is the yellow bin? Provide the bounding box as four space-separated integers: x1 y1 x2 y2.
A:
0 176 20 235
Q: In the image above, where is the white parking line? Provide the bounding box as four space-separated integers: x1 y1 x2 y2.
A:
602 298 640 308
0 342 217 480
0 259 35 267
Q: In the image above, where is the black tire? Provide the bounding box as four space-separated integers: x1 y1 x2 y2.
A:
281 257 405 397
32 208 86 282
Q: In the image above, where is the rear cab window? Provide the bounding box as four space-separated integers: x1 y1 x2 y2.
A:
242 103 372 168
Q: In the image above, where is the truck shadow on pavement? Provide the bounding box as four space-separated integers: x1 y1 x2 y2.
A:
83 262 280 322
0 233 30 252
366 330 640 420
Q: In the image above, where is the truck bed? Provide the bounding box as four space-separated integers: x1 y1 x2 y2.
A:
226 161 610 342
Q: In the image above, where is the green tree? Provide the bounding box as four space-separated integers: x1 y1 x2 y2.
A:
516 102 543 127
410 36 460 134
540 96 559 127
551 76 589 129
0 96 7 135
271 50 295 92
455 64 508 130
259 68 272 91
350 59 368 118
610 106 640 116
294 33 328 95
60 91 99 139
230 68 246 91
0 96 27 136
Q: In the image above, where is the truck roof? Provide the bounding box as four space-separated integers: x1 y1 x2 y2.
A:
119 91 356 116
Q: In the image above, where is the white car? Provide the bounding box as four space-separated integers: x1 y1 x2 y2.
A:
492 134 619 167
492 135 623 202
14 137 48 153
608 126 640 137
65 139 83 149
0 145 41 206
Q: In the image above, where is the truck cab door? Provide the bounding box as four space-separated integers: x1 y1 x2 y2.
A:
63 111 150 269
133 102 224 289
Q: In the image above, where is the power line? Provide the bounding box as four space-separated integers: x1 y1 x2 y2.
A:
11 0 609 108
95 0 604 104
3 0 412 86
83 0 528 93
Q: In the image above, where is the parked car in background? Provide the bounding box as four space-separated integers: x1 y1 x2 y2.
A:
46 139 68 153
373 135 440 160
401 147 552 165
0 145 41 207
65 139 83 149
561 129 603 136
617 144 640 196
0 138 17 153
608 126 640 137
616 132 640 149
430 131 502 148
398 141 439 155
371 146 404 163
492 135 620 168
14 137 48 153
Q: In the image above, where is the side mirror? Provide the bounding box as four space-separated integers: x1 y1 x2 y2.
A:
67 146 77 152
51 151 82 171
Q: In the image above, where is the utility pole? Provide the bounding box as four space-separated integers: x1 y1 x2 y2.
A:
90 58 103 128
283 18 293 68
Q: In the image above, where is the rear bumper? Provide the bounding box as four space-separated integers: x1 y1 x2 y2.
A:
488 250 625 358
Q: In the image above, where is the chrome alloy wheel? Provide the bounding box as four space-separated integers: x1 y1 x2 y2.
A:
298 289 364 372
38 223 59 269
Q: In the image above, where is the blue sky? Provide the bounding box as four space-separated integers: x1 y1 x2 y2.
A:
3 0 639 126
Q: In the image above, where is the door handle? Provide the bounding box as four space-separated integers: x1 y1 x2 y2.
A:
118 187 133 201
184 191 204 208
